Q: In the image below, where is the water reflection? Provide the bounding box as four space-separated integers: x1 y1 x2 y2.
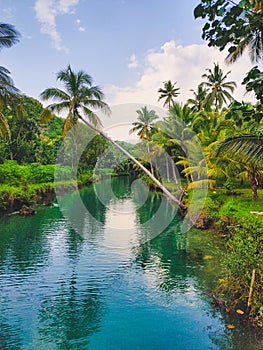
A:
38 280 103 349
0 177 262 349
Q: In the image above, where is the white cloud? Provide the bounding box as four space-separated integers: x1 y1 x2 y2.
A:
128 53 138 69
106 40 257 107
34 0 79 51
58 0 79 13
1 7 15 20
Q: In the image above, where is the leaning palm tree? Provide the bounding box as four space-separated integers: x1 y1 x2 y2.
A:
158 80 180 108
129 106 158 174
201 63 236 110
40 65 182 206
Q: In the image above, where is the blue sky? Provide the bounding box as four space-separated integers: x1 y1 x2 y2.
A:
0 0 259 112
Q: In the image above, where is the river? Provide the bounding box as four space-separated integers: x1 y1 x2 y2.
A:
0 177 262 349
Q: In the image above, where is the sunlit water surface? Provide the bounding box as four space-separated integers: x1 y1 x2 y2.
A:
0 177 262 349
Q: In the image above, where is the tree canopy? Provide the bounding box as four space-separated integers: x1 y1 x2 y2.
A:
194 0 263 63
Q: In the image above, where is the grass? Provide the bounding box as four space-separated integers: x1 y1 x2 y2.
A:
208 188 263 222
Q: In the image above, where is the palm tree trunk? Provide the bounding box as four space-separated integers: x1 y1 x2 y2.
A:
147 143 154 175
166 157 170 182
171 157 179 184
78 115 183 207
249 168 258 201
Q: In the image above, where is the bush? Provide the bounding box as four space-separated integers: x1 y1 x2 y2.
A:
217 219 263 325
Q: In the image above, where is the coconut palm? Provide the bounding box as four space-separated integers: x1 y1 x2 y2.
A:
0 23 20 49
216 135 263 200
40 65 110 138
40 66 182 206
158 80 180 108
0 23 20 96
129 106 158 175
0 23 20 140
201 63 236 109
187 84 210 112
129 106 158 141
216 135 263 168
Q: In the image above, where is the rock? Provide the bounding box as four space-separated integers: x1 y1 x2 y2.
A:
19 205 35 216
191 211 211 230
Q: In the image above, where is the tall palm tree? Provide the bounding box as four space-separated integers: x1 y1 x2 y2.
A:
201 63 236 110
129 106 158 141
129 106 159 174
40 65 109 138
158 80 180 108
40 66 182 206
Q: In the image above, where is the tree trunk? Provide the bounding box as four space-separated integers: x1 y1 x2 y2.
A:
166 157 170 182
78 115 183 207
171 157 179 184
183 164 190 185
249 168 258 201
147 143 154 175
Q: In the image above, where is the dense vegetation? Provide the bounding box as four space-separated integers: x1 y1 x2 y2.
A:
0 1 263 326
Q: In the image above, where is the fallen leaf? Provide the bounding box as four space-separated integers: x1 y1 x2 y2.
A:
236 309 244 315
204 255 213 260
227 324 235 329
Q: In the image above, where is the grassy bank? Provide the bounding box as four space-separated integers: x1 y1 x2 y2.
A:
0 161 128 212
198 188 263 327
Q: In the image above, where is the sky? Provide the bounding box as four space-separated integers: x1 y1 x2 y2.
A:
0 0 261 139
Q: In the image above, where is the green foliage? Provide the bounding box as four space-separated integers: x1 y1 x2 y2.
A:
218 219 263 322
194 0 263 63
225 100 263 126
242 66 263 103
0 160 75 185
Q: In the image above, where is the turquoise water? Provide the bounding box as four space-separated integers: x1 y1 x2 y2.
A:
0 177 262 349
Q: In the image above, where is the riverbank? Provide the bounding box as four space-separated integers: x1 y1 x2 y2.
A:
0 161 130 213
193 188 263 327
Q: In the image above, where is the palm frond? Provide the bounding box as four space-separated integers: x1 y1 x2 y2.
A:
216 135 263 167
0 23 20 49
0 112 10 140
40 88 70 102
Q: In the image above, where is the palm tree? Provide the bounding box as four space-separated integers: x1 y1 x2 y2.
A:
0 23 20 140
158 80 180 108
129 106 158 175
40 65 110 138
0 23 20 95
40 66 182 206
187 84 210 112
129 106 158 141
201 63 236 110
216 135 263 200
0 23 20 49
